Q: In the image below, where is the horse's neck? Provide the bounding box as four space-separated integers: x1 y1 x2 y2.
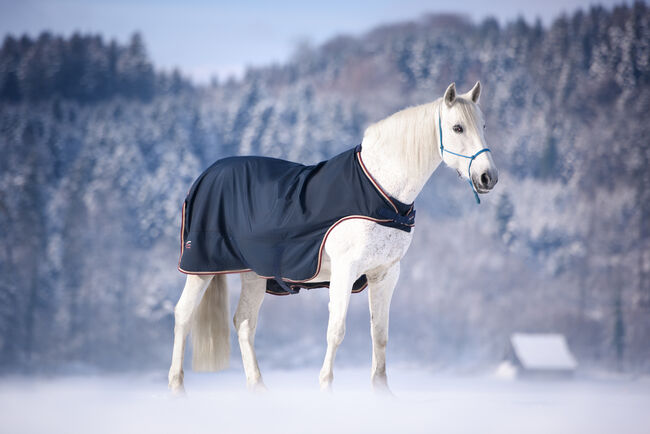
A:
360 102 442 204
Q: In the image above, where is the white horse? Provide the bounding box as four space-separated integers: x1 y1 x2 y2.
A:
168 81 498 393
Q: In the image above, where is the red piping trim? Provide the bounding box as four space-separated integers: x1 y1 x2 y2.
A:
178 204 393 284
177 202 186 271
282 215 393 283
355 148 399 214
178 201 254 275
177 150 413 282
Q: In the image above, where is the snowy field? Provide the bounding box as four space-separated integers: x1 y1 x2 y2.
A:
1 368 649 434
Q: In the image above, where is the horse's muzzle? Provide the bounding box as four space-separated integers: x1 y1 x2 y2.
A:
474 168 498 193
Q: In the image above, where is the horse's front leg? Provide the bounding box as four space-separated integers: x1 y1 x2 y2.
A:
319 261 357 391
368 262 399 393
234 273 267 391
168 274 213 394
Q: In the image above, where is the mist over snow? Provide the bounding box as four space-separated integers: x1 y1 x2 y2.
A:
2 369 650 434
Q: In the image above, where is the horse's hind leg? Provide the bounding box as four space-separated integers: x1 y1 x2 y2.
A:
168 274 213 394
234 272 267 391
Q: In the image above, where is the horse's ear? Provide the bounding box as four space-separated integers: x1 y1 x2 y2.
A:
443 82 456 107
468 81 481 103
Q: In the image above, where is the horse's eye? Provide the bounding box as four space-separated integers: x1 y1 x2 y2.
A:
452 124 463 133
483 124 486 129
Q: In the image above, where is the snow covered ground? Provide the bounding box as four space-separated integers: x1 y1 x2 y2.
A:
1 368 649 434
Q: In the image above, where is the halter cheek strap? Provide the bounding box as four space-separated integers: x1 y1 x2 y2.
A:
438 109 491 204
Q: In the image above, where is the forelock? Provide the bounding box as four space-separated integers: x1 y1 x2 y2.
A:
453 98 483 130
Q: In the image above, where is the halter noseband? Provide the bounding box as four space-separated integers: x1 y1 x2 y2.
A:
438 108 491 204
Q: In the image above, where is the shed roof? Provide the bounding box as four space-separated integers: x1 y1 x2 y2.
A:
510 333 578 370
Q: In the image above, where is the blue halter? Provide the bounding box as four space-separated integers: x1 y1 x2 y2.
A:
438 109 491 204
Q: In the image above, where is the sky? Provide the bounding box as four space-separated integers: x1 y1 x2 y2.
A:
0 0 631 83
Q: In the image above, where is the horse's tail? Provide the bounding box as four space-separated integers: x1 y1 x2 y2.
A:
192 274 230 371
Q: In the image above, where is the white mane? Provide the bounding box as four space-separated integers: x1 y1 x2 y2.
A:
363 101 439 181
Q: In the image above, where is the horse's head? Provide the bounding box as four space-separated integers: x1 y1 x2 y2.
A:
438 82 498 196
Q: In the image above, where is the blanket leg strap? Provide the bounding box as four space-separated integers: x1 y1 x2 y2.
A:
273 244 299 294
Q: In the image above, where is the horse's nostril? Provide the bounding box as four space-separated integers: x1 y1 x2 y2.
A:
481 172 489 187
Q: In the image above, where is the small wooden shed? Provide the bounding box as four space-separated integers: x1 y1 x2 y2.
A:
505 333 578 379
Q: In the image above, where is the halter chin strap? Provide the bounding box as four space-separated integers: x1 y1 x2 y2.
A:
438 108 491 204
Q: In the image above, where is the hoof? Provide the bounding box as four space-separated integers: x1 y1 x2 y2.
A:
168 371 186 395
319 372 333 392
319 380 333 392
248 381 268 394
168 383 186 396
372 376 395 397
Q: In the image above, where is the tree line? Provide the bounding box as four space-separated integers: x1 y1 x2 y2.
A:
0 32 190 102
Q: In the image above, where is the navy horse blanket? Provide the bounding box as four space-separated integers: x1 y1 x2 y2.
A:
178 145 415 295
